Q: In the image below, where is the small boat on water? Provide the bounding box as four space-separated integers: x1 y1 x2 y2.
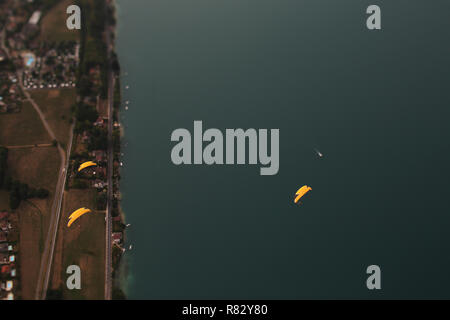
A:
314 149 323 158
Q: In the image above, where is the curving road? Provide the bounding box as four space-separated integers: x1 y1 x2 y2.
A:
104 21 115 300
18 67 75 301
34 126 73 300
104 74 114 300
14 74 74 300
8 64 73 301
2 25 70 300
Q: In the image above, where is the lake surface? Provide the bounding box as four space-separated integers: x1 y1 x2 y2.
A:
116 0 450 299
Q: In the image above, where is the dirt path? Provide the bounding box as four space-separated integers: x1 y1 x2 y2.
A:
35 125 74 299
3 144 53 149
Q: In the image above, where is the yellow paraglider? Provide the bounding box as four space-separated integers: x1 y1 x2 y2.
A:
68 207 86 220
78 161 97 172
67 208 92 227
294 186 312 204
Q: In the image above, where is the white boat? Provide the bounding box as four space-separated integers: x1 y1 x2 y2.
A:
315 149 323 158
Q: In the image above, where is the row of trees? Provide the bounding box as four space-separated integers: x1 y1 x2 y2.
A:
69 0 110 183
0 59 16 73
6 180 49 210
73 102 98 132
72 102 107 151
0 147 7 188
76 0 108 98
0 147 49 210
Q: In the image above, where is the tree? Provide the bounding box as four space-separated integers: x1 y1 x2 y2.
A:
46 288 63 300
75 103 99 123
36 188 49 198
88 128 107 151
45 56 56 66
77 76 92 97
112 287 127 300
96 192 107 210
0 147 7 188
9 193 20 210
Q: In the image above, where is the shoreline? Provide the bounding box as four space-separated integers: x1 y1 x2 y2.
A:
109 0 129 299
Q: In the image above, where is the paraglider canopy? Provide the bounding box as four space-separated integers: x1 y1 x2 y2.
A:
78 161 98 172
67 208 92 227
294 186 312 204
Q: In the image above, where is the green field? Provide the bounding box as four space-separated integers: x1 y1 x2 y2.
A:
7 146 62 299
52 189 105 300
30 89 76 149
7 147 61 190
18 200 49 299
0 190 10 211
40 0 80 43
0 102 51 147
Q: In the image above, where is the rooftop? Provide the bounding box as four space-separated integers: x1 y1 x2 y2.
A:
28 11 41 25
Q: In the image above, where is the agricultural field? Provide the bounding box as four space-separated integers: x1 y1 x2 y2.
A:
40 0 80 43
0 102 51 147
6 147 61 299
51 188 105 300
30 89 75 149
7 147 61 190
0 190 10 211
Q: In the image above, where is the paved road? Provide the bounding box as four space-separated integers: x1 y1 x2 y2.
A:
22 86 67 300
12 69 72 301
104 23 114 301
2 25 71 300
35 127 74 300
105 75 114 300
17 78 74 300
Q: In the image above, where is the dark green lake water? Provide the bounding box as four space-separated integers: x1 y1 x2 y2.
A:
116 0 450 299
